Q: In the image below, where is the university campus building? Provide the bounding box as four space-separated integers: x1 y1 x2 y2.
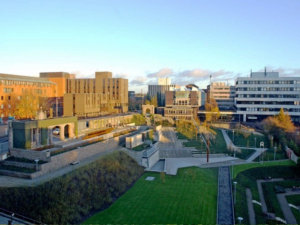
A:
148 78 177 106
63 72 128 118
235 70 300 122
164 85 204 120
207 82 235 110
0 73 58 118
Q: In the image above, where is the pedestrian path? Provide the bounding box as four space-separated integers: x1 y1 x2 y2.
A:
246 188 256 225
217 166 234 225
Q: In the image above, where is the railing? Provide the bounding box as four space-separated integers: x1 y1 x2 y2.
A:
0 207 43 225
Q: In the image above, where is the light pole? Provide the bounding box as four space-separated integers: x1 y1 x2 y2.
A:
231 161 234 180
233 181 237 204
237 216 243 224
274 145 277 161
232 130 235 144
254 137 257 148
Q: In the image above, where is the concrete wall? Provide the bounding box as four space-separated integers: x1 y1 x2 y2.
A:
10 148 51 162
126 134 143 149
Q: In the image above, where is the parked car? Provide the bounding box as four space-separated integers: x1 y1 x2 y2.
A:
53 128 60 135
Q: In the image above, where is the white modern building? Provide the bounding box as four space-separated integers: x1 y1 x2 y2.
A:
235 71 300 122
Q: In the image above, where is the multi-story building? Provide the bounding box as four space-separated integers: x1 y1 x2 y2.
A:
0 73 57 118
148 77 177 106
40 72 75 117
64 72 128 118
235 70 300 122
207 82 235 110
164 85 201 120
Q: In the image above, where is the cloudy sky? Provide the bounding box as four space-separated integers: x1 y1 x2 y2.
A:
1 0 300 92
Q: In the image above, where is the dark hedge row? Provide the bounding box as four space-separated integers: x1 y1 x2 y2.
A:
0 151 144 224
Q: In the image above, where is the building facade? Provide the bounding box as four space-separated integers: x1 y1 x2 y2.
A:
164 86 201 120
0 73 57 118
207 82 235 110
235 71 300 122
148 77 177 106
64 72 128 118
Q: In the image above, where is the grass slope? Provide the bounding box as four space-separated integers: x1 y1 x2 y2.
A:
84 167 218 224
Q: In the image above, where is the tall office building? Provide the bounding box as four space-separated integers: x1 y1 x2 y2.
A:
207 82 235 110
235 70 300 122
64 72 128 118
148 77 177 106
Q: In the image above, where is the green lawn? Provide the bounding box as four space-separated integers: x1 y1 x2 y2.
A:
179 129 230 154
233 161 299 224
253 147 287 162
234 148 256 160
83 167 218 224
227 130 269 148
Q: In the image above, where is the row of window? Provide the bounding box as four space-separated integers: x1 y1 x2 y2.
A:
237 87 299 91
236 94 300 98
238 107 300 112
236 101 299 105
236 80 299 85
0 80 52 87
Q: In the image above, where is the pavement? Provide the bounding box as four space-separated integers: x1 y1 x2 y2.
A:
165 157 238 175
256 178 284 214
277 190 300 224
246 188 256 225
217 166 234 225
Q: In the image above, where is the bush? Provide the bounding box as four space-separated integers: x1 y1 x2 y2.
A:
0 151 144 224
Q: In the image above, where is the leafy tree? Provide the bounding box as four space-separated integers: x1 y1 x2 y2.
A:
131 114 146 125
0 94 19 118
14 90 39 119
205 97 220 123
150 96 158 107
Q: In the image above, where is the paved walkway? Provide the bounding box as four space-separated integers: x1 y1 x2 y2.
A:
221 129 267 162
246 188 256 225
256 178 284 214
217 166 234 225
165 156 238 175
277 190 300 224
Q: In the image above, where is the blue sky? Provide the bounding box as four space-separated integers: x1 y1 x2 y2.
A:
1 0 300 91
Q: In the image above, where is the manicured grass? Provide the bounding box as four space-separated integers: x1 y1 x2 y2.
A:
227 130 269 148
233 162 299 224
286 195 300 206
83 167 218 224
233 160 295 179
291 208 300 224
262 180 300 219
179 129 230 154
132 143 150 151
253 147 287 162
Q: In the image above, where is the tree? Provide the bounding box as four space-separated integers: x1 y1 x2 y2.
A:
276 108 295 133
14 90 39 119
131 114 146 126
150 96 158 107
1 94 19 118
205 97 220 123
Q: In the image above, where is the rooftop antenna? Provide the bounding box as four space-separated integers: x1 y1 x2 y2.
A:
264 66 267 76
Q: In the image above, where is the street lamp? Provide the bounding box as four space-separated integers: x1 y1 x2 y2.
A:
231 161 234 180
232 130 235 144
254 137 257 148
237 216 243 224
274 145 277 161
233 181 237 204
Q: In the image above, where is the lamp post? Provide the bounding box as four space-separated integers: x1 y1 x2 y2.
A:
233 181 237 204
274 145 277 161
254 137 257 148
232 130 235 144
231 161 234 180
